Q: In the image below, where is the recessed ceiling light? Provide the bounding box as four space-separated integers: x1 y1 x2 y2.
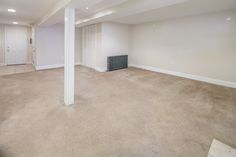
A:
86 7 89 10
226 17 231 21
13 21 18 24
8 9 16 12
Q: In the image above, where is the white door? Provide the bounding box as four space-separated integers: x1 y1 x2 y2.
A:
5 26 27 65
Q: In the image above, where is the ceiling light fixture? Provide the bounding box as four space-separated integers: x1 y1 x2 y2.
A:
8 9 16 12
86 7 89 10
13 21 18 24
226 17 231 21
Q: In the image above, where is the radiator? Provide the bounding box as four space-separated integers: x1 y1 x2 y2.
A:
107 55 128 71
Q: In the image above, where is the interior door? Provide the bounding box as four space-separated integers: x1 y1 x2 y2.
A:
5 26 27 65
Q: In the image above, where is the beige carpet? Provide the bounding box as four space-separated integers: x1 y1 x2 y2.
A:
0 66 235 157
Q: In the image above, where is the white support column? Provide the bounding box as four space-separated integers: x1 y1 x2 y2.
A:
64 7 75 106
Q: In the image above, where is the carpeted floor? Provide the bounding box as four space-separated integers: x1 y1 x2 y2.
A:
0 64 35 76
0 66 235 157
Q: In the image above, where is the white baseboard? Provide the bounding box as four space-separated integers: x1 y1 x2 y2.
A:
36 64 64 70
95 67 107 72
35 62 83 71
1 62 33 66
129 64 236 89
36 62 107 73
79 63 107 72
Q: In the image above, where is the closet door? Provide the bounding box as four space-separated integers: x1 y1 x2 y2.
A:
82 25 96 69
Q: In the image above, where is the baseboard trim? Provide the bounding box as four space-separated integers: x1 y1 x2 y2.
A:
129 64 236 89
1 62 33 66
35 63 84 70
79 63 107 72
95 67 107 72
36 64 64 70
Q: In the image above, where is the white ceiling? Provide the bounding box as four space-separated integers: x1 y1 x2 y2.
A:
40 0 128 26
0 0 236 26
75 0 190 26
75 0 236 27
112 0 236 24
37 0 192 26
0 0 59 25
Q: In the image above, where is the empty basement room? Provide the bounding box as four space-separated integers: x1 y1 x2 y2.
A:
0 0 236 157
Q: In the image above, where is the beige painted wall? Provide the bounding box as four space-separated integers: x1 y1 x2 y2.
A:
99 22 131 71
131 9 236 83
35 24 81 67
35 24 64 66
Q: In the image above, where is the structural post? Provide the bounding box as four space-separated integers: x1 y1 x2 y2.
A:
64 7 75 106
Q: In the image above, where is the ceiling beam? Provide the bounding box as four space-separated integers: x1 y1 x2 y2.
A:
36 0 71 26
